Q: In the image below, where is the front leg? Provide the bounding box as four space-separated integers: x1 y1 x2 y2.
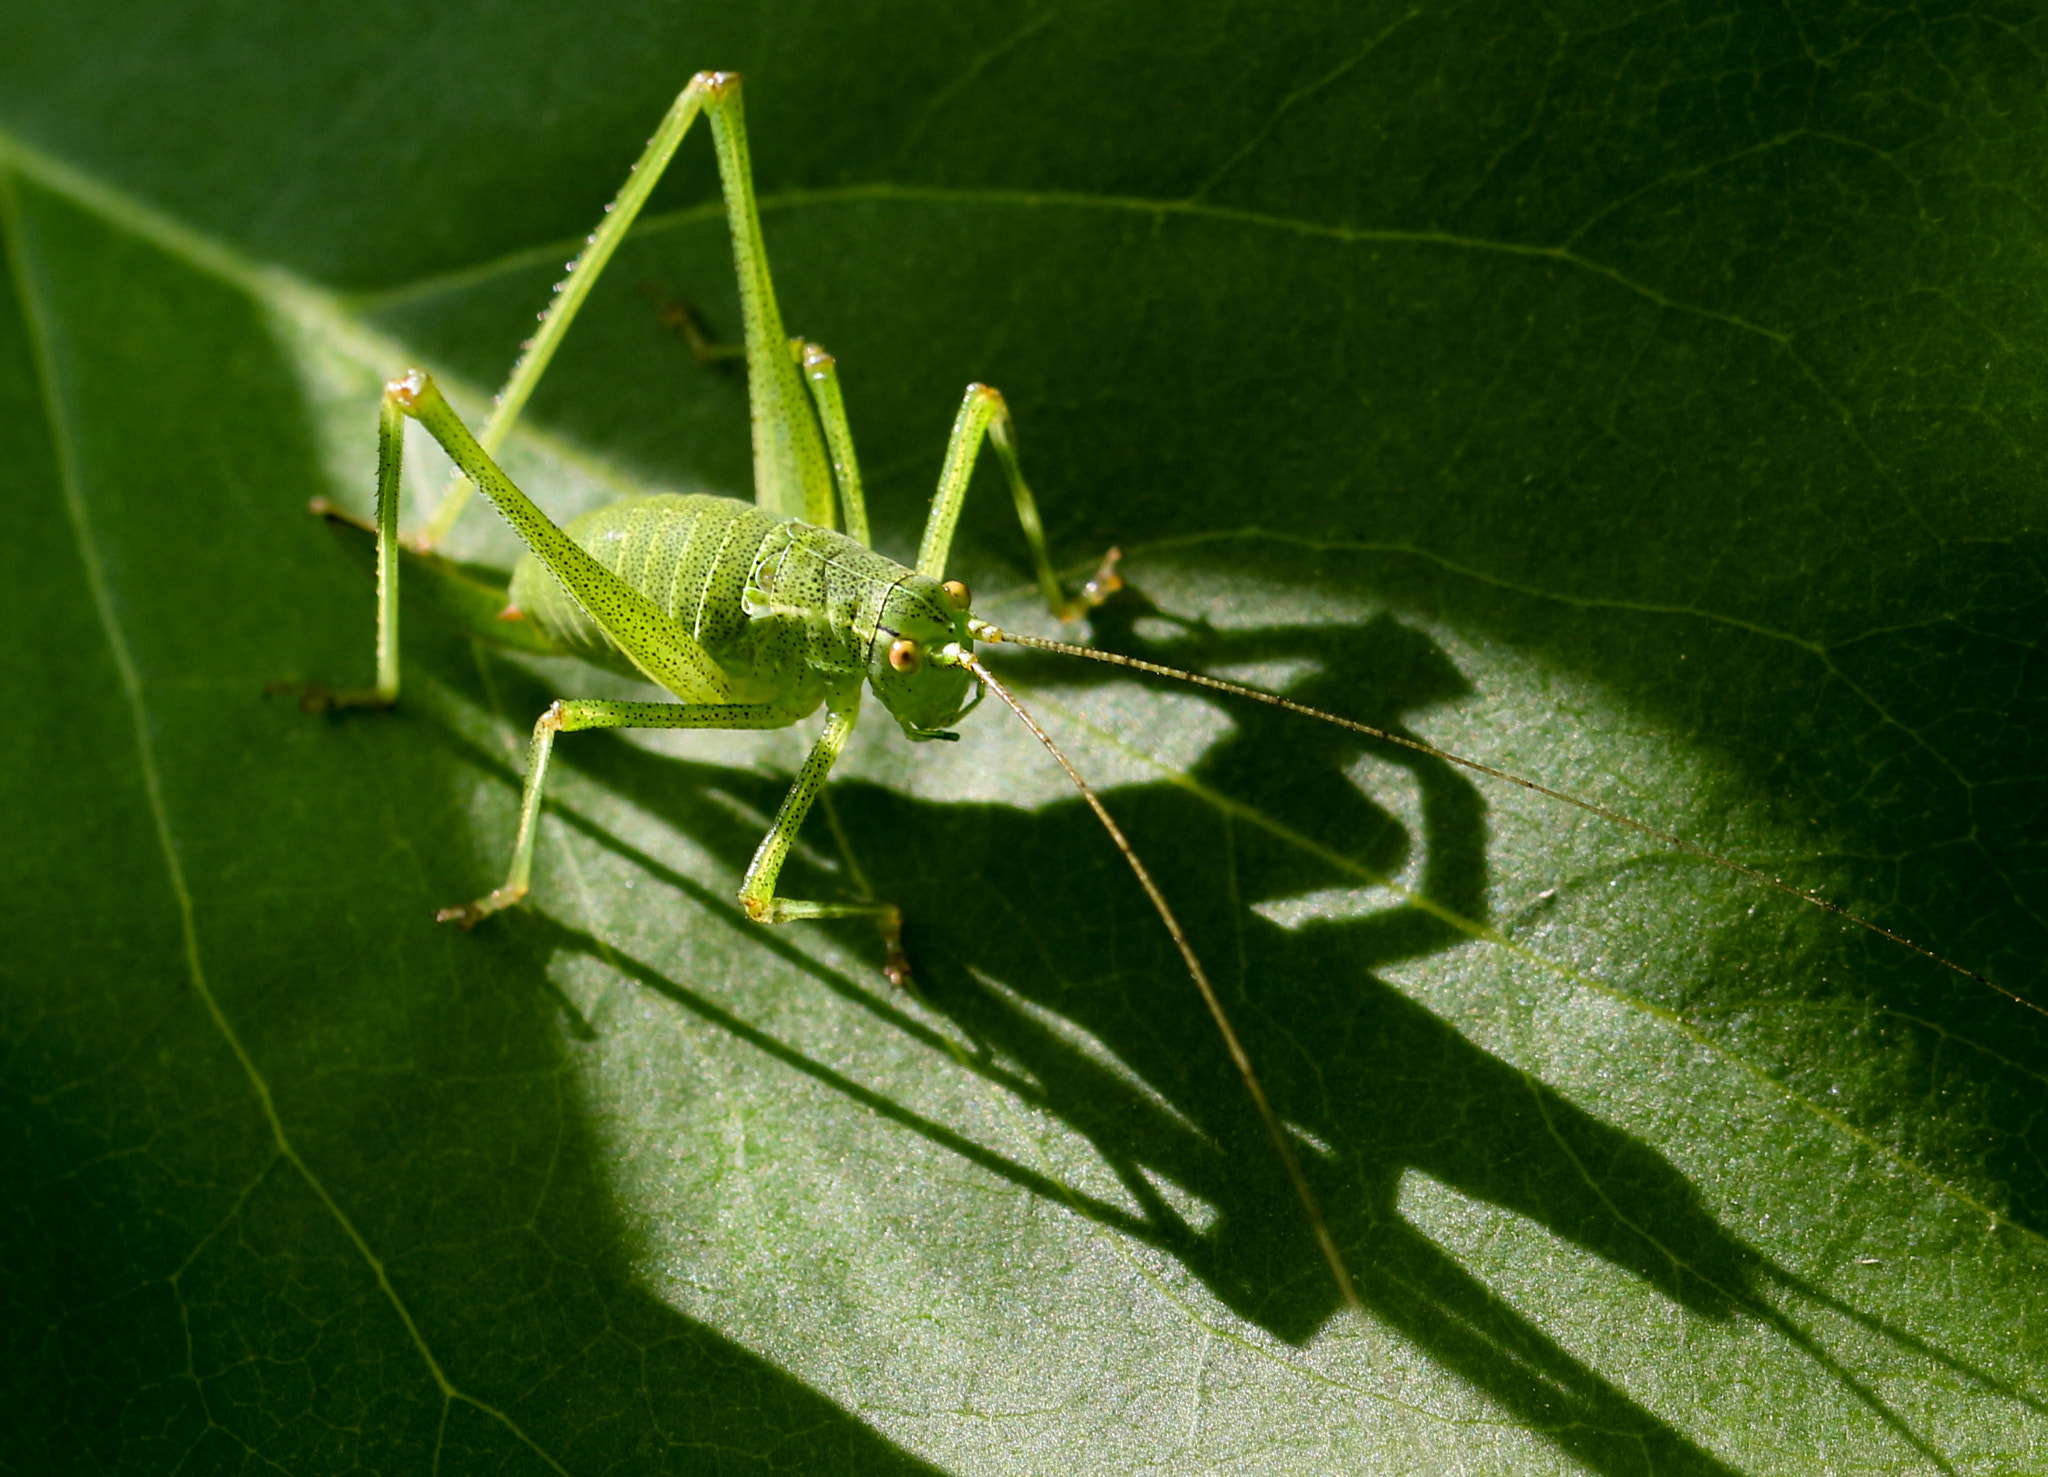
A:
439 695 805 927
443 690 904 976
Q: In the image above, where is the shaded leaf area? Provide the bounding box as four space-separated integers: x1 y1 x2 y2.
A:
1 186 939 1472
2 1 2047 1473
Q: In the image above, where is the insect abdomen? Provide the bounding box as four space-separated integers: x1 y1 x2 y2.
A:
509 493 908 705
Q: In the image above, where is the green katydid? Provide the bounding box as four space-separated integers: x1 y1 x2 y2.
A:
278 70 2039 1322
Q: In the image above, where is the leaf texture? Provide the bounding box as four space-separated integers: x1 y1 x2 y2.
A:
3 4 2045 1472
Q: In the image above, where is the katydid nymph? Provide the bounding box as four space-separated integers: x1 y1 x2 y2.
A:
278 70 2038 1322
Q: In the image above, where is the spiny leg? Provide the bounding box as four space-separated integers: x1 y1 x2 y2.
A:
913 384 1116 620
284 75 731 707
440 696 811 927
417 70 837 547
293 75 848 709
417 75 717 548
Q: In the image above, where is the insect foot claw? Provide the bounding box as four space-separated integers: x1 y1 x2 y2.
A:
436 885 524 930
265 679 328 713
265 680 393 715
264 680 348 712
1079 546 1124 609
879 906 912 988
1045 548 1126 622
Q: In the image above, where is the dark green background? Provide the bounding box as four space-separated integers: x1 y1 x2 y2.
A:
4 2 2044 1472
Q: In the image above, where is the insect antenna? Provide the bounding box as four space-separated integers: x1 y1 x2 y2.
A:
941 644 1367 1317
969 618 2045 1022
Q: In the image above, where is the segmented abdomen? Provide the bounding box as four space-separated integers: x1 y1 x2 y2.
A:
508 493 909 706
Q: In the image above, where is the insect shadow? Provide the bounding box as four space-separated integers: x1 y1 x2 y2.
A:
453 599 2006 1475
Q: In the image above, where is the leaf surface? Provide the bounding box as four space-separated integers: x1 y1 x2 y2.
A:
4 4 2045 1472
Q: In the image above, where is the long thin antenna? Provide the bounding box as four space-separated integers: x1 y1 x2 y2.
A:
970 619 2045 1022
946 646 1367 1316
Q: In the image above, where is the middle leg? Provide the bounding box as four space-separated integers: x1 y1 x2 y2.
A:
439 694 808 926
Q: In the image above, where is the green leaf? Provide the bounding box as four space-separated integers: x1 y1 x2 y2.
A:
5 3 2044 1472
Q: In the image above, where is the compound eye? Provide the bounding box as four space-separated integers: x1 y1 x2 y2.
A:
941 579 972 610
888 638 923 673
